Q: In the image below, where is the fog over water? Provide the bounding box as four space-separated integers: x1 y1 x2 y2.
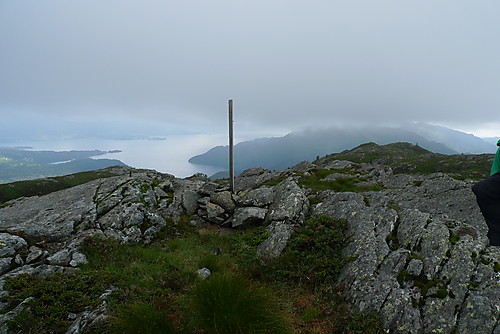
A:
0 135 228 178
1 1 499 178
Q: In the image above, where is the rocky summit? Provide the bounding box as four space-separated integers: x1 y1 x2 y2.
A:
0 144 499 333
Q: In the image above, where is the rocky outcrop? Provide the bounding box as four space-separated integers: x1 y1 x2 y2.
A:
313 167 499 334
0 159 498 333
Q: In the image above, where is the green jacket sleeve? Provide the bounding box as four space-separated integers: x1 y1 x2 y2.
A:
490 139 500 176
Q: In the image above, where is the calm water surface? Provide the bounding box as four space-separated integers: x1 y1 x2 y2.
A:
1 134 227 178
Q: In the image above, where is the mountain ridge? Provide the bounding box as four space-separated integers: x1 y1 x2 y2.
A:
189 123 497 174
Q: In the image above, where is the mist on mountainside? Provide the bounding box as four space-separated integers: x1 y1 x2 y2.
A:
189 123 497 172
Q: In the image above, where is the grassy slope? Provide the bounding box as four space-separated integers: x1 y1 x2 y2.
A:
4 218 385 334
316 142 493 181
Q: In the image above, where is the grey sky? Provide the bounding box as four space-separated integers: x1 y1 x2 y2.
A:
1 0 499 140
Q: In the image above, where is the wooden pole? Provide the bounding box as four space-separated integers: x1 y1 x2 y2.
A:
228 99 234 193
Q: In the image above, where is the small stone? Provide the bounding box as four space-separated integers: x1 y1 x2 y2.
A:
14 254 23 266
206 202 225 219
212 246 222 255
26 249 45 264
210 191 236 212
47 249 72 266
70 252 88 267
196 267 211 280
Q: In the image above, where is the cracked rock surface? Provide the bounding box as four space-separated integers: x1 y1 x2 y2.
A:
313 168 499 334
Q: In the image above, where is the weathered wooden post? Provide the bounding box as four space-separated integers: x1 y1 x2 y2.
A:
228 99 234 193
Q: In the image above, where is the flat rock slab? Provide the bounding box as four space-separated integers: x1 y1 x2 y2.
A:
0 180 100 242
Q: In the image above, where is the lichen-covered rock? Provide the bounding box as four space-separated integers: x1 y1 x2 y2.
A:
47 249 72 266
234 168 280 192
236 187 274 207
26 247 46 264
313 172 499 334
256 221 294 258
406 259 423 277
182 190 199 215
232 207 267 228
210 191 235 212
266 178 308 225
205 202 225 221
0 233 27 257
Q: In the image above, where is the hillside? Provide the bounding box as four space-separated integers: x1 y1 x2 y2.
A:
0 147 127 184
316 142 494 180
0 143 498 333
189 124 497 173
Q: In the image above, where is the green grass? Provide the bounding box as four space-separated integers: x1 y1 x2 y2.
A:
187 273 292 334
5 273 110 333
317 142 493 181
299 169 382 193
5 218 384 334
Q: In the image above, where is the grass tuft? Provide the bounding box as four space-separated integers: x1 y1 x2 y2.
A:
187 273 293 334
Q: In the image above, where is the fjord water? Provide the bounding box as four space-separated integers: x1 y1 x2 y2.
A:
1 134 226 178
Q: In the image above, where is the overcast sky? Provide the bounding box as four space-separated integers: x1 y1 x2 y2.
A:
1 0 499 142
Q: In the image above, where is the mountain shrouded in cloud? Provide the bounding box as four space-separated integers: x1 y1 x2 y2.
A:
189 124 496 172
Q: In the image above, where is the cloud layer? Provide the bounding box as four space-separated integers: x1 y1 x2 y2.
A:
1 1 499 138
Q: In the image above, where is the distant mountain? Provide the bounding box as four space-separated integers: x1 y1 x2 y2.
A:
189 123 496 174
401 122 496 154
481 137 500 145
0 148 127 183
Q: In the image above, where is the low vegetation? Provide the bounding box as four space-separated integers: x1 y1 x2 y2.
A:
317 142 493 181
298 169 383 192
4 216 384 333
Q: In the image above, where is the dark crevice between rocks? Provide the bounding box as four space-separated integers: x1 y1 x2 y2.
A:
385 216 401 252
378 286 395 311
